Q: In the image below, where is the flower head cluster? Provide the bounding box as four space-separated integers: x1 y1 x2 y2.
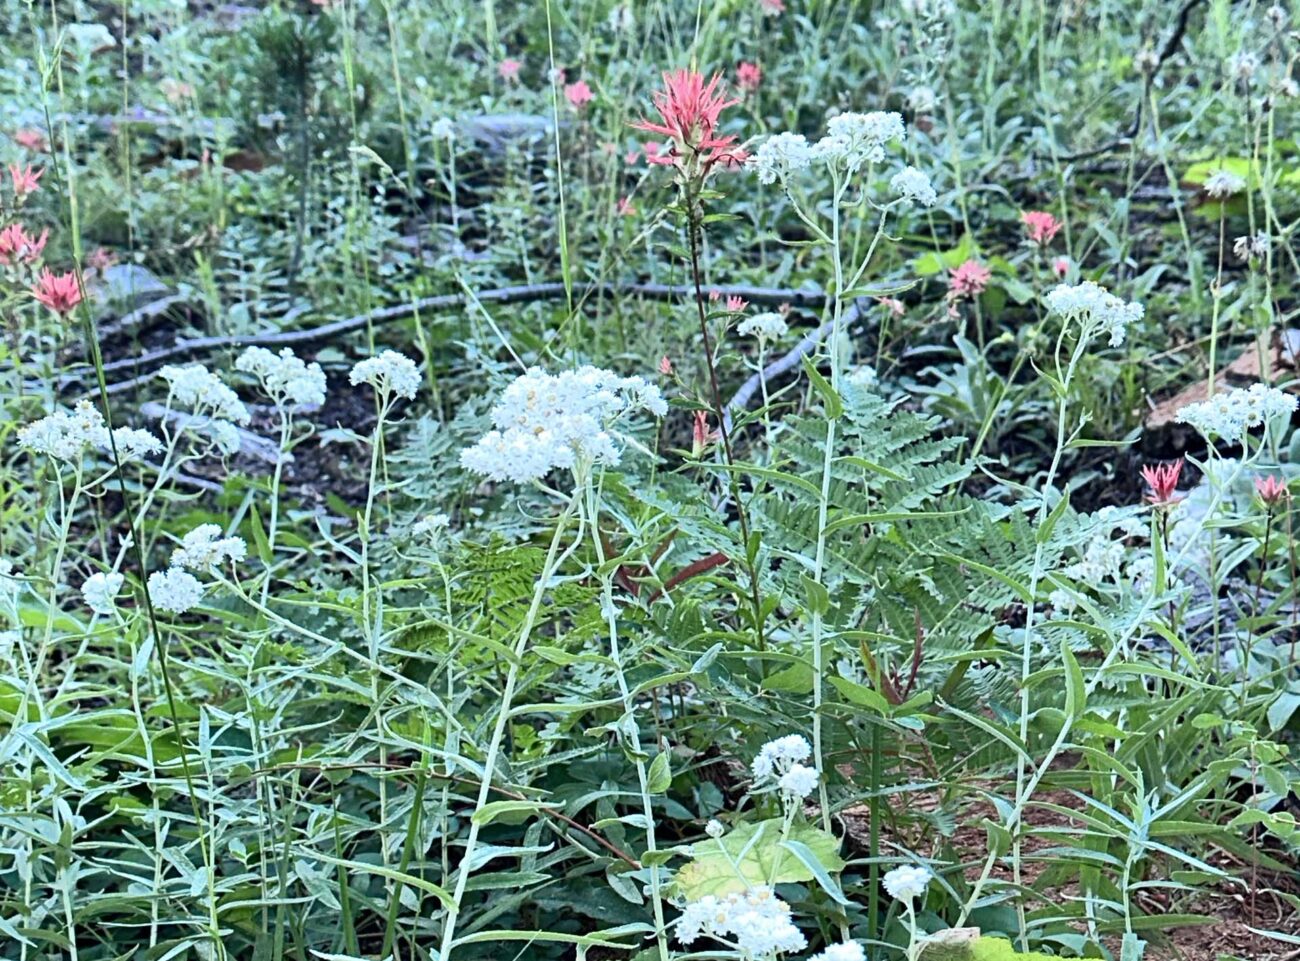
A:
949 260 991 300
170 524 247 573
82 571 124 616
883 864 932 902
737 311 788 342
236 346 327 409
19 400 162 464
461 366 666 484
633 70 746 179
1256 474 1288 506
32 269 81 314
349 350 421 401
751 733 811 781
890 165 936 206
750 132 813 184
161 364 251 424
1044 281 1144 347
8 163 42 200
778 763 819 798
676 886 806 956
736 61 762 93
1141 459 1183 505
564 80 594 110
147 567 204 615
813 111 905 170
811 943 866 961
1233 232 1269 261
1021 210 1062 245
1175 384 1296 445
0 223 47 266
1204 169 1246 199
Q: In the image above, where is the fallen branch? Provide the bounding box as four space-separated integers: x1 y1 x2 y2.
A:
72 281 830 395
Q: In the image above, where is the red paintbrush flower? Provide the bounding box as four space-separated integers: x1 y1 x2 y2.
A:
1141 459 1183 506
632 70 746 179
1255 474 1288 507
8 163 43 201
0 223 48 265
32 269 82 314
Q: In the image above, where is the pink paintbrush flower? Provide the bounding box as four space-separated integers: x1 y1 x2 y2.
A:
1141 459 1183 506
564 80 594 110
760 0 785 14
692 410 721 457
1052 256 1070 278
726 295 748 312
632 69 746 178
736 61 762 93
1255 474 1288 506
659 356 674 375
498 58 522 83
617 196 636 216
0 223 48 266
32 269 82 314
1021 210 1062 246
87 247 118 273
9 163 43 201
948 260 991 299
876 296 905 317
14 128 47 152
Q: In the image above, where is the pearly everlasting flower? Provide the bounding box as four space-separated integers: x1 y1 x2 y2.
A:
811 943 867 961
778 763 819 798
430 117 456 140
751 733 812 781
461 366 666 484
82 571 124 615
737 311 788 342
1044 281 1144 347
883 864 932 902
236 346 327 409
750 132 813 184
907 85 936 112
18 400 161 465
412 512 451 544
1176 383 1297 446
1048 587 1078 613
813 111 905 170
148 568 204 614
1204 169 1247 199
1134 47 1160 75
1233 232 1269 261
890 165 936 206
676 886 806 956
705 819 725 838
350 350 422 400
171 524 247 573
160 364 251 424
1229 51 1259 84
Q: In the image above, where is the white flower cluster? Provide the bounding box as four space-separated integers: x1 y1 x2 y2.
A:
750 132 813 184
460 366 666 484
750 111 911 183
1044 281 1145 347
1204 169 1246 199
890 165 937 206
18 400 162 465
882 864 932 902
676 886 806 956
811 943 866 961
430 117 456 141
148 568 204 615
737 311 789 342
412 512 451 541
751 733 811 780
161 364 250 424
752 734 819 799
814 111 905 170
147 524 247 615
350 350 422 400
81 571 124 616
236 346 327 409
171 524 248 573
1233 232 1269 261
1176 384 1296 445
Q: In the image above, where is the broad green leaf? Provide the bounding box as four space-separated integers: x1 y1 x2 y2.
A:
672 818 844 899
